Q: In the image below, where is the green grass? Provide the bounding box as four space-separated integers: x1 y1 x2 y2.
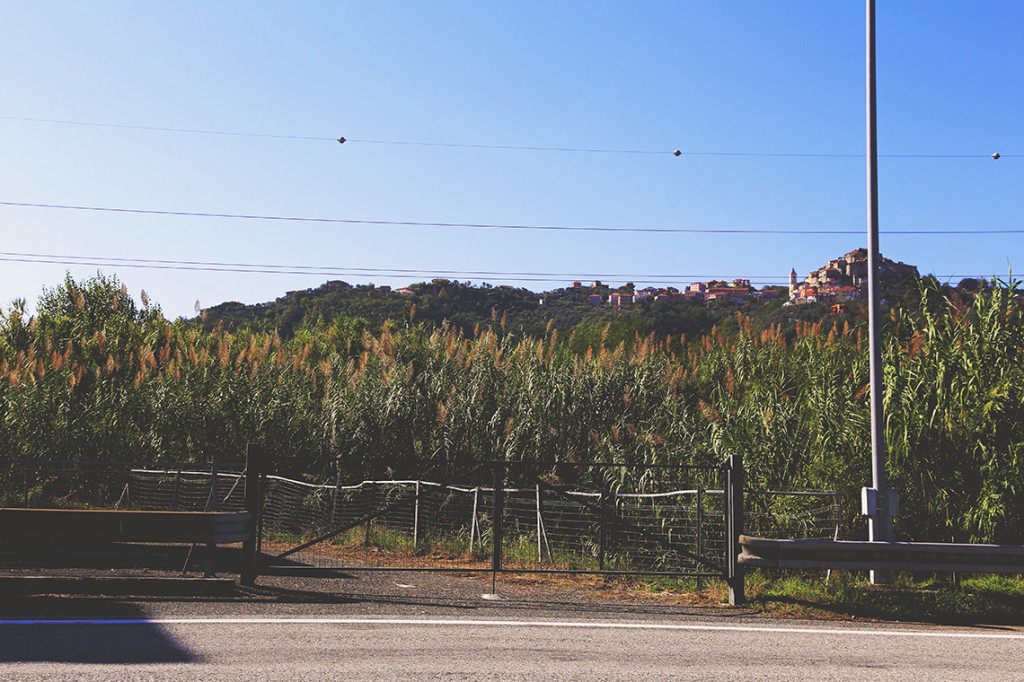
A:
745 571 1024 624
596 570 1024 624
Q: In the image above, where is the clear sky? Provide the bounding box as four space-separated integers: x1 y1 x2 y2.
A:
1 1 1020 319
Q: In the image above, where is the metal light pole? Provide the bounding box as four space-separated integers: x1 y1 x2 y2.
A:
863 0 897 566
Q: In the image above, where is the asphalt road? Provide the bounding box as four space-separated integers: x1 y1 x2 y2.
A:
1 573 1022 680
2 614 1023 681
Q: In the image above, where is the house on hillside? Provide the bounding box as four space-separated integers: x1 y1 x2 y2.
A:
705 279 753 303
609 292 632 307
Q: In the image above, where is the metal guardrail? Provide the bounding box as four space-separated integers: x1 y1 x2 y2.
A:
0 509 252 545
738 535 1024 574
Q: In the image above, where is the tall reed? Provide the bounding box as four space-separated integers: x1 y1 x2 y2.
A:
1 274 1021 541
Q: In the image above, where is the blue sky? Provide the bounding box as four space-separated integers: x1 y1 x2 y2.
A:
1 1 1020 318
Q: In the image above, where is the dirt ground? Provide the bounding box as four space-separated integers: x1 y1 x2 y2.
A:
0 540 731 615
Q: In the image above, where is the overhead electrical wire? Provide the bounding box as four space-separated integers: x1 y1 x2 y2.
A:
1 201 1021 235
0 114 1015 158
341 136 666 155
0 250 989 285
0 250 782 280
0 115 332 142
0 249 790 280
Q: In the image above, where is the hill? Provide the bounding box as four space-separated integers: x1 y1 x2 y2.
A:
199 250 948 343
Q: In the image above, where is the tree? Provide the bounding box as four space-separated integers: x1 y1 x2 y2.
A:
35 272 162 345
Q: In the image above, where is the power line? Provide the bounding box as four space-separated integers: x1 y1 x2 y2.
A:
0 115 332 142
2 201 1021 235
344 138 668 155
0 250 781 279
0 250 988 285
0 115 669 154
1 114 1016 158
0 251 788 283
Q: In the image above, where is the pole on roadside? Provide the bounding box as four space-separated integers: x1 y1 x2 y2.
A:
863 0 897 577
240 443 264 587
490 461 505 596
726 455 745 606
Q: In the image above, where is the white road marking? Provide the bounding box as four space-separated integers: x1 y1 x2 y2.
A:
0 617 1022 639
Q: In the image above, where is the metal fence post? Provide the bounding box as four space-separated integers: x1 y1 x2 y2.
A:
365 483 375 547
209 455 219 512
470 486 480 552
413 480 421 546
726 454 745 606
330 457 342 527
240 443 264 586
598 489 608 571
834 491 843 541
205 454 219 577
171 465 182 511
491 461 505 593
696 486 704 591
535 484 542 564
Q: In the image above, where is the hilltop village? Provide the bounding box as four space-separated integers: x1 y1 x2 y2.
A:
202 248 925 340
553 249 919 309
786 248 919 304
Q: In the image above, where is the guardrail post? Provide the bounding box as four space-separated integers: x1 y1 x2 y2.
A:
726 454 745 606
240 443 264 586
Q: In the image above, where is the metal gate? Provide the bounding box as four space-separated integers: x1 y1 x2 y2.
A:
247 446 744 588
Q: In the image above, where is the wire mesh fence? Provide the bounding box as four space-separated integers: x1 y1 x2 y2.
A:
254 460 837 577
0 460 247 512
744 490 843 540
258 477 490 571
494 462 732 577
2 458 841 578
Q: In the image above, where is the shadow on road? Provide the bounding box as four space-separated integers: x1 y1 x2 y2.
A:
0 600 198 664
